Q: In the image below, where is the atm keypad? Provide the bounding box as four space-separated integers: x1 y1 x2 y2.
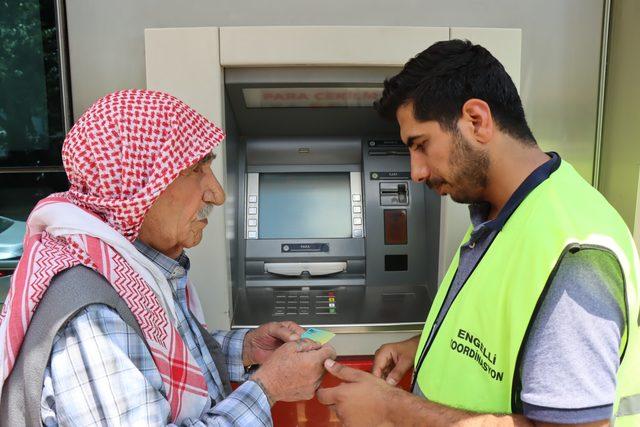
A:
272 290 337 316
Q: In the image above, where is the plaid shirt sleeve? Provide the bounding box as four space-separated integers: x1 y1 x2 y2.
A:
41 305 272 427
211 329 251 382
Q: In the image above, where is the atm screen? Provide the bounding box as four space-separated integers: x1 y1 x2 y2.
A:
258 173 352 239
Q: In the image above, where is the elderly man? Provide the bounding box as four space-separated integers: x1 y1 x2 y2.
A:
0 90 334 426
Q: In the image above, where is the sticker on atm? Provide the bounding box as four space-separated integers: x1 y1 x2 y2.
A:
301 327 336 345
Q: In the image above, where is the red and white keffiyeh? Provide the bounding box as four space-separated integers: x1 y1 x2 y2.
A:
0 90 225 422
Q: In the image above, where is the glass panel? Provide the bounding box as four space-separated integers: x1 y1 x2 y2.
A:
259 173 352 239
0 0 66 167
0 172 68 221
0 218 11 234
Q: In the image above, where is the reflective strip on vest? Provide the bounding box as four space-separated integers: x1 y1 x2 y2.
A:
617 394 640 417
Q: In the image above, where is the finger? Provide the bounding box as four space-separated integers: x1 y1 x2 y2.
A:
280 321 306 339
316 344 337 360
372 350 392 378
269 322 300 342
324 360 368 383
296 338 322 352
316 386 339 405
386 356 414 386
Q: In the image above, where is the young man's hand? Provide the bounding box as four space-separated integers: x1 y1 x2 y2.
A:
372 335 420 386
243 321 306 365
317 359 403 426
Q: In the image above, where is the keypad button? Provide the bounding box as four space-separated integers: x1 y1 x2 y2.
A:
249 195 257 203
352 194 361 202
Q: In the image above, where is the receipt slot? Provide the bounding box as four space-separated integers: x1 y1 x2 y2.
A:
380 182 409 205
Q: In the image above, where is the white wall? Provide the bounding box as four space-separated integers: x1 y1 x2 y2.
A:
66 0 605 182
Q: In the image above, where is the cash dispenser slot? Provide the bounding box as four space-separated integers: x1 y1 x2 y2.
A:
264 262 347 277
367 140 409 156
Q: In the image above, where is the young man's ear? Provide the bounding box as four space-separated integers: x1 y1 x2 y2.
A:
460 98 494 145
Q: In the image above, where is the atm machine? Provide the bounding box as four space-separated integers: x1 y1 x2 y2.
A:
144 25 521 348
223 70 441 330
146 25 520 425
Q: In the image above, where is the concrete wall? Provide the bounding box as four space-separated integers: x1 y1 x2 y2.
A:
600 0 640 229
66 0 605 182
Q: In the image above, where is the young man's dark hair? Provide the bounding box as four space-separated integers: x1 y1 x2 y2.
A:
375 39 536 145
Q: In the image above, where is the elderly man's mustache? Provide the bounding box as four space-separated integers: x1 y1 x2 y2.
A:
196 203 215 221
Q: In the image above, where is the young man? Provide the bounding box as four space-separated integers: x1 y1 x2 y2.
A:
317 40 639 426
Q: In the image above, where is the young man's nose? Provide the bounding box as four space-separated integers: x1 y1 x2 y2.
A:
411 163 431 183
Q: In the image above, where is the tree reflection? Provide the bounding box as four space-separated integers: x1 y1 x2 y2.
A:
0 0 64 167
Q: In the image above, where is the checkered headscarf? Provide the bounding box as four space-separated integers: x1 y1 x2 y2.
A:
63 89 225 240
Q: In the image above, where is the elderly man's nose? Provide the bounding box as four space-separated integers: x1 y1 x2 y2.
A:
202 169 226 205
203 188 225 205
203 183 226 205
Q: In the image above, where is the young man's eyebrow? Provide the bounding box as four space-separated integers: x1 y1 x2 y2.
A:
406 135 424 148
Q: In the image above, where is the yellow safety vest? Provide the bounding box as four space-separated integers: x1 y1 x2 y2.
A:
414 160 640 425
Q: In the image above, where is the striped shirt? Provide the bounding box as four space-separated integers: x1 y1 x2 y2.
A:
40 240 272 426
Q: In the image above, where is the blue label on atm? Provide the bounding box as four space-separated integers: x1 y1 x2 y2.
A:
282 243 329 253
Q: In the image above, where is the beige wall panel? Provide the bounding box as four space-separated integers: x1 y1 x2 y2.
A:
600 0 640 227
145 27 232 330
219 26 449 66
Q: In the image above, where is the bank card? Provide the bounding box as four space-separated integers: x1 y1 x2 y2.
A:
301 327 335 345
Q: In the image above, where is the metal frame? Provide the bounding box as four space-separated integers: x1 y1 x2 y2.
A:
55 0 74 134
593 0 612 189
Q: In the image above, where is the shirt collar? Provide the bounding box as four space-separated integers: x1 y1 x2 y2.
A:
469 152 561 234
133 239 190 280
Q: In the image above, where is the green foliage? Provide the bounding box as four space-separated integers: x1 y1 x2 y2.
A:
0 0 62 161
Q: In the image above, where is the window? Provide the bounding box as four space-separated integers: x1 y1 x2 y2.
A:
0 0 70 168
0 0 71 265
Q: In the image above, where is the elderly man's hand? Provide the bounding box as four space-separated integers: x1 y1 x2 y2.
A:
251 340 336 404
317 359 402 427
243 321 306 366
